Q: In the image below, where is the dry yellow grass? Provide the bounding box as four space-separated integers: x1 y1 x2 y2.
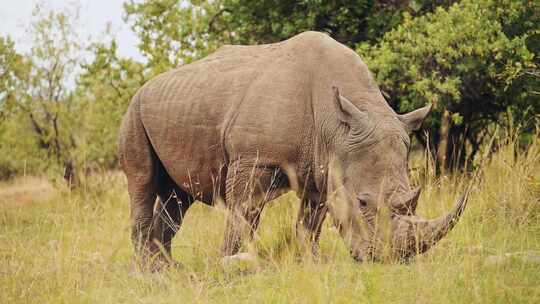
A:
0 176 55 206
1 134 539 303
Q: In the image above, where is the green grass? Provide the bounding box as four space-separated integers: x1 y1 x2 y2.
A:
1 137 539 303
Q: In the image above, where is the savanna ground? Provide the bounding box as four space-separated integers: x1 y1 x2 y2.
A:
1 135 539 303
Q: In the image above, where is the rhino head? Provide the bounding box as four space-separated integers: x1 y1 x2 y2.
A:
325 87 469 262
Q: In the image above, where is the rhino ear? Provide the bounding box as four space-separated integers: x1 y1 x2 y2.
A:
398 104 432 132
332 86 368 125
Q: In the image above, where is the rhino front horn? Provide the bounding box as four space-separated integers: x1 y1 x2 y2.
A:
418 192 469 250
394 190 470 259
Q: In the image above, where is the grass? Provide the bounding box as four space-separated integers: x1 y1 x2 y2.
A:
1 135 539 303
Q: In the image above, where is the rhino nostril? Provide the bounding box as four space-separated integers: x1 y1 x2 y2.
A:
358 199 367 207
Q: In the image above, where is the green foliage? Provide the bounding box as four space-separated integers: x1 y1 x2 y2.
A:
0 38 29 178
124 0 227 74
122 0 417 75
213 1 459 47
359 0 540 166
0 5 84 181
217 0 378 46
0 37 28 118
0 113 49 179
0 5 148 181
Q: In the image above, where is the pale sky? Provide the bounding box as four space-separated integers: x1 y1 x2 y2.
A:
0 0 143 60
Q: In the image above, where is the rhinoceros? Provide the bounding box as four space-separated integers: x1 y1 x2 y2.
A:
118 31 468 270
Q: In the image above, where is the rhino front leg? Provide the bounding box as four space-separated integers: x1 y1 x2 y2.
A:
296 197 328 257
220 161 278 257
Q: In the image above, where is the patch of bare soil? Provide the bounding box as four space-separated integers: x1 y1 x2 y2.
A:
0 176 56 206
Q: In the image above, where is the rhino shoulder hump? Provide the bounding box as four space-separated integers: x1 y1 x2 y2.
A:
293 31 332 43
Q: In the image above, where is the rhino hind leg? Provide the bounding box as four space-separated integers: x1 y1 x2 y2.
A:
123 148 192 271
119 117 157 270
151 173 194 267
119 99 190 271
122 152 159 270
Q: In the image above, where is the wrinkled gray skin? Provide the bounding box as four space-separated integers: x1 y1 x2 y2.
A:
118 31 469 270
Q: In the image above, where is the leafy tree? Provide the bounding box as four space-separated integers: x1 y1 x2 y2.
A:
209 0 460 47
123 0 428 73
214 0 383 46
124 0 227 74
359 0 540 171
0 37 28 119
0 4 84 184
0 6 149 181
0 37 32 178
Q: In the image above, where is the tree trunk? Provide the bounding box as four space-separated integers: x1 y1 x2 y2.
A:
437 108 451 174
63 160 78 190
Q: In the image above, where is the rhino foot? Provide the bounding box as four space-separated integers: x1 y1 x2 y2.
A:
221 252 256 266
